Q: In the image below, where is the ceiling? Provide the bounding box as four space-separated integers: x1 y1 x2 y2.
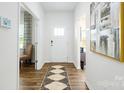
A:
41 2 78 12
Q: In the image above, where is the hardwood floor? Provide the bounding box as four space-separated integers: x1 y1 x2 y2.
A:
19 63 88 90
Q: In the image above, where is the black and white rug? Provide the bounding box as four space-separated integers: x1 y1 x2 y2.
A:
41 65 71 90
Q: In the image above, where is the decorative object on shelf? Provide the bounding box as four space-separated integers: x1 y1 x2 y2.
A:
90 2 124 62
0 16 11 29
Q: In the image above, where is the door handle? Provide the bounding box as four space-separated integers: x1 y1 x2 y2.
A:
51 40 53 46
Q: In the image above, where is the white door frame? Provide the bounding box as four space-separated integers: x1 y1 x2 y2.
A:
18 2 39 89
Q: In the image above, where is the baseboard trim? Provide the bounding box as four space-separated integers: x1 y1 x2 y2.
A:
85 79 94 90
37 62 44 70
44 61 74 63
73 62 81 69
73 62 77 69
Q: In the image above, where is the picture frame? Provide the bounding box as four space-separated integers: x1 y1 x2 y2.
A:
90 2 124 62
0 16 11 29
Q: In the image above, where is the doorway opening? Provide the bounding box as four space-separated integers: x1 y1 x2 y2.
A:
19 4 38 69
80 27 86 70
19 3 39 89
79 17 87 70
19 3 39 69
19 6 34 67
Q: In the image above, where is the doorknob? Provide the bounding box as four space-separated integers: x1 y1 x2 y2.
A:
51 40 53 46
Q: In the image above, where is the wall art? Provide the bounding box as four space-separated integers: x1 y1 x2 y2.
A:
90 2 122 61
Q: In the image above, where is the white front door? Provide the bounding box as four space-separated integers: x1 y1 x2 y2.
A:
50 27 68 62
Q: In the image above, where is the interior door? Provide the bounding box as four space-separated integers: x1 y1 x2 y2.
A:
51 27 68 62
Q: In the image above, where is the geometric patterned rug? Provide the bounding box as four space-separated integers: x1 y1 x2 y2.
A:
41 65 71 90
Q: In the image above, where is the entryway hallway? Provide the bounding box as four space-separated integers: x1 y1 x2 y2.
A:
19 2 87 90
20 63 88 90
1 2 124 90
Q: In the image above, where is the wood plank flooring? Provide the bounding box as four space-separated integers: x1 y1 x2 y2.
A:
19 63 88 90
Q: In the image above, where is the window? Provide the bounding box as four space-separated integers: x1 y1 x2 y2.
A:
19 24 24 49
54 28 64 36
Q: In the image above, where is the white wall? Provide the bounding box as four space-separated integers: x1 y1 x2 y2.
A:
75 3 124 89
44 11 74 63
0 3 19 89
74 3 90 69
23 2 45 70
74 9 80 69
